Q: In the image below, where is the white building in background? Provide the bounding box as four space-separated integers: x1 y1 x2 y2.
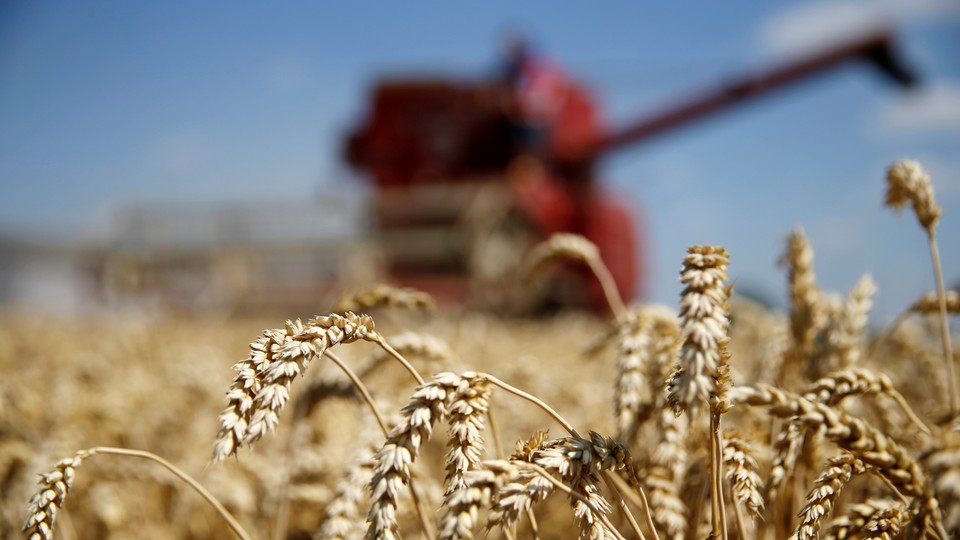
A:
0 193 372 315
0 236 97 314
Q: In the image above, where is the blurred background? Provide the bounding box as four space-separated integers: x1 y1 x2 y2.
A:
1 0 958 321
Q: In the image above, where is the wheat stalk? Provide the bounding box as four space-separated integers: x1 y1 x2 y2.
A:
358 331 452 380
870 289 959 356
885 159 956 416
24 447 250 540
667 244 732 540
524 233 626 320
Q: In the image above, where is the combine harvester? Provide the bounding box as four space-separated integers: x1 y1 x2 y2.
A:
344 30 917 311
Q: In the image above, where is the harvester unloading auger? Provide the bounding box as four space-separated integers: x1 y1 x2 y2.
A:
344 29 917 312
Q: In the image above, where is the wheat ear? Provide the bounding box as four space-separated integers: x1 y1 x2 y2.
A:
870 289 959 355
885 159 956 416
534 434 618 539
24 447 250 540
614 306 680 444
921 438 960 536
646 407 689 539
792 454 867 540
767 367 931 503
483 432 551 535
667 245 732 540
318 443 377 540
213 313 380 462
826 274 877 370
514 461 629 540
439 467 502 540
22 451 89 540
524 233 626 320
487 461 554 534
803 368 930 434
323 350 435 538
441 374 492 524
366 372 470 539
667 246 731 413
731 384 944 533
825 499 906 540
333 284 435 314
482 373 650 539
723 435 764 522
478 438 633 540
777 227 824 386
614 309 654 443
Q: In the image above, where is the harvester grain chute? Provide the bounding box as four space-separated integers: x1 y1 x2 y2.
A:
343 29 917 311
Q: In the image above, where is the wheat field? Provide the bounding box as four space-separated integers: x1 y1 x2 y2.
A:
3 160 959 540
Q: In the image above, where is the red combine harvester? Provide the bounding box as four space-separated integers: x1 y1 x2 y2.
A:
344 30 916 310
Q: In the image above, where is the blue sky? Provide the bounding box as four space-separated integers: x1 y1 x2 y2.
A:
1 1 958 320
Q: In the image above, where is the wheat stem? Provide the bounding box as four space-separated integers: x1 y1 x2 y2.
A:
601 471 647 540
587 256 627 323
868 311 910 357
324 351 388 435
484 409 517 540
515 461 628 540
928 232 958 417
608 469 661 540
324 350 435 539
375 337 426 385
481 374 579 437
730 489 747 540
526 508 541 540
487 408 507 460
92 447 251 540
711 413 729 540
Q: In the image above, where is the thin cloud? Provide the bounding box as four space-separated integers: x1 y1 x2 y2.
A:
147 127 217 176
875 84 960 134
758 0 959 58
265 55 312 94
